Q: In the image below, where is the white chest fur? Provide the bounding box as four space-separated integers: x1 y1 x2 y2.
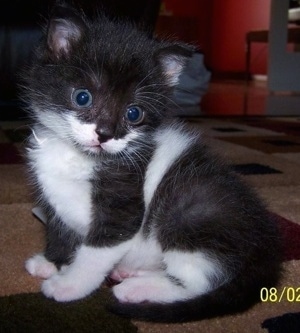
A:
28 128 96 235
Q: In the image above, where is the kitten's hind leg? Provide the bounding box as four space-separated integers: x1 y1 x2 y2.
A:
113 273 189 303
113 250 224 304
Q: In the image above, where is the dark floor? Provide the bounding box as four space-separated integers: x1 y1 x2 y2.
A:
201 78 300 117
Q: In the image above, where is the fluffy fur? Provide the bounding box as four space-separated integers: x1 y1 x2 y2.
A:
21 2 282 323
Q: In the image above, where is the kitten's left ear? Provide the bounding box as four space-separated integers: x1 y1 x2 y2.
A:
47 3 87 59
155 44 195 86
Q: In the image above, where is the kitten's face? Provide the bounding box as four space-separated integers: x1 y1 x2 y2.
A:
23 4 193 155
33 69 154 155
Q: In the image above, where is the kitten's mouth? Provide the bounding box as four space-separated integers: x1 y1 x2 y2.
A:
81 139 112 154
83 142 102 154
80 133 136 155
89 142 101 147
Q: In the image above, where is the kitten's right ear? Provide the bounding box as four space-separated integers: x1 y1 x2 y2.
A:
47 3 87 59
155 44 195 87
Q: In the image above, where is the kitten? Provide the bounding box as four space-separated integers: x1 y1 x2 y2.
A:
22 3 282 323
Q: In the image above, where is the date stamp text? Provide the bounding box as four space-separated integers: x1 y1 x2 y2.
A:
260 287 300 303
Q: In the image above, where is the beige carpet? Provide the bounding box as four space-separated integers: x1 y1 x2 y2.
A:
1 117 300 332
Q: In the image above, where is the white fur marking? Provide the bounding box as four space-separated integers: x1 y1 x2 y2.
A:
28 126 96 235
102 131 139 154
66 114 139 154
144 124 196 210
164 251 223 297
67 115 100 149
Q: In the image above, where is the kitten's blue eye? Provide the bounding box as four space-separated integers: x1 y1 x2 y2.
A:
125 106 144 125
72 89 93 107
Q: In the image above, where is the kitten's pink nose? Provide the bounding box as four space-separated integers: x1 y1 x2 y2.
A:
95 128 113 143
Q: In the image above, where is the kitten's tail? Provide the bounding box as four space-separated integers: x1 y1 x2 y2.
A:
108 277 277 323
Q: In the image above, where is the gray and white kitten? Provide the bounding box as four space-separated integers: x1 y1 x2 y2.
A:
22 3 282 323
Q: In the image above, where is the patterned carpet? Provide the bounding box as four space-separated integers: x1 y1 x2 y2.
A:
0 116 300 332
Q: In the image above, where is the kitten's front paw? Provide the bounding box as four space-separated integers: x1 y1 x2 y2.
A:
25 254 58 279
41 273 90 302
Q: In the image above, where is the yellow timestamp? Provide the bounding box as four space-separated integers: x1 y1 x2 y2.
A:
260 287 300 303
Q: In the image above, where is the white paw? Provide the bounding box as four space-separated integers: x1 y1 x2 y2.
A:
25 254 58 279
41 273 88 302
113 277 156 303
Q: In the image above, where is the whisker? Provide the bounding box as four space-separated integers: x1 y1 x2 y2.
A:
135 68 158 90
134 98 161 115
135 82 168 94
136 94 166 107
138 91 184 112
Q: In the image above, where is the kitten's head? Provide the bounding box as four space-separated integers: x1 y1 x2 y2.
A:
22 2 193 155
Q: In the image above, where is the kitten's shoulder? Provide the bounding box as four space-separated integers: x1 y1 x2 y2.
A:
154 120 201 148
